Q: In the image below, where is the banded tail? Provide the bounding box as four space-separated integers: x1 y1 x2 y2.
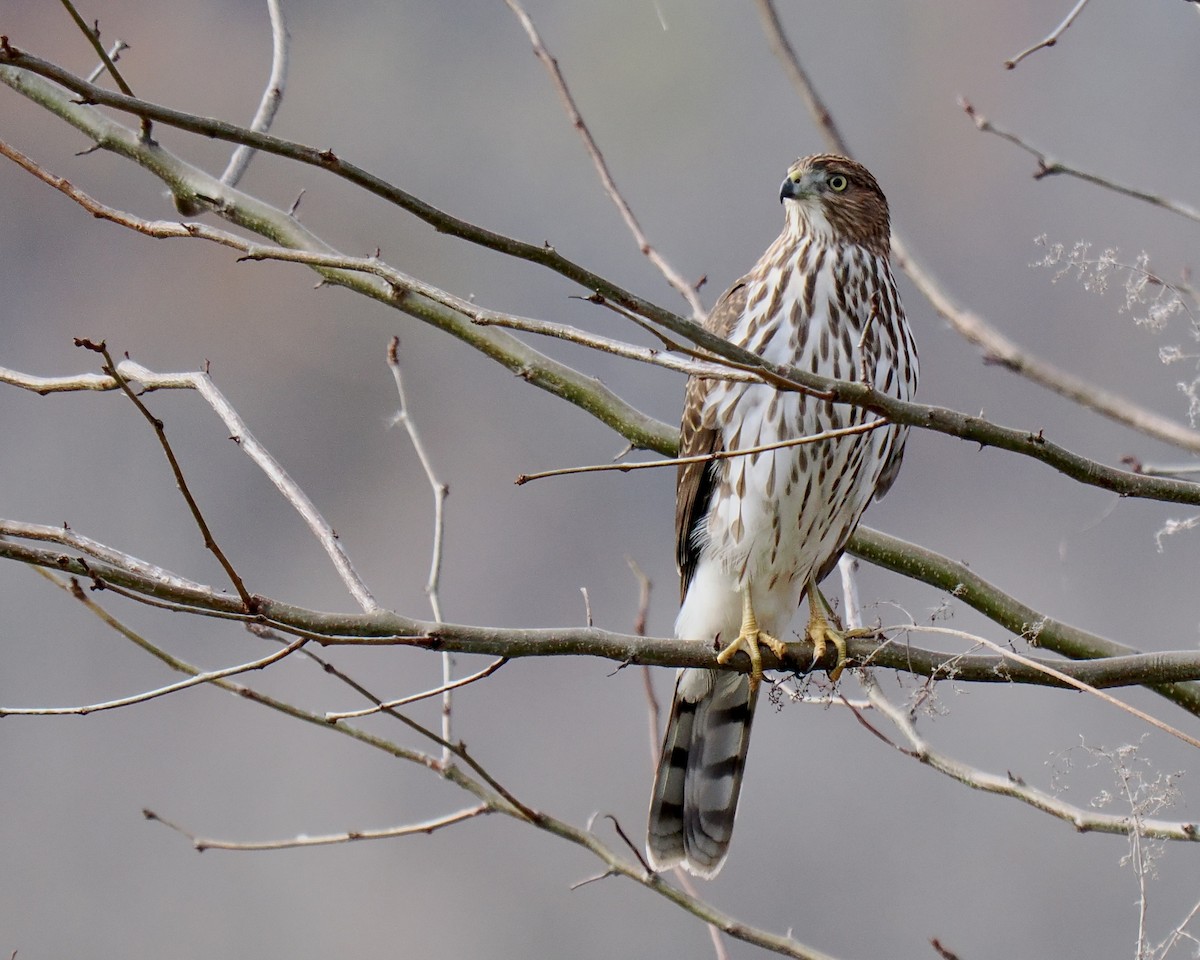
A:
646 667 757 878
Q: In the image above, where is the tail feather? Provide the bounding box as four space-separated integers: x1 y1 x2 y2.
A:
647 668 757 877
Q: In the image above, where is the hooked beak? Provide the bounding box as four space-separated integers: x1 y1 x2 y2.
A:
779 172 812 204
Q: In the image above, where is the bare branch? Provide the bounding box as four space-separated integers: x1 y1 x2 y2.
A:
51 565 841 960
218 0 288 188
848 526 1200 717
753 0 851 156
10 519 1200 713
471 311 760 383
8 69 1200 496
387 338 449 625
325 657 507 723
0 46 698 343
387 337 454 750
85 37 127 84
0 347 380 610
1004 0 1094 70
503 0 707 320
84 339 254 609
147 804 490 852
516 419 890 485
0 637 306 716
57 0 147 139
903 624 1200 752
962 99 1200 225
861 673 1200 843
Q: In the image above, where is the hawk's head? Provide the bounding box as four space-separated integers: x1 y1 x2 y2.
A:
779 154 891 255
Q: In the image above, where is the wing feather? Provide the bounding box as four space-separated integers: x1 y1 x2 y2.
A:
675 279 749 601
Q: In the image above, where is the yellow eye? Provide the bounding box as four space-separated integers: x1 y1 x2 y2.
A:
828 174 849 192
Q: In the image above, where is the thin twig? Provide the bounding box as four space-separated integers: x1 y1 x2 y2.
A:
675 867 733 960
387 337 454 752
387 338 449 625
85 38 127 84
147 804 489 852
517 419 890 485
82 339 255 609
907 623 1200 752
219 0 288 188
861 672 1200 842
503 0 707 321
753 0 851 156
1151 893 1200 959
325 658 507 722
0 349 379 608
1117 756 1151 960
961 99 1200 225
1004 0 1093 69
473 311 760 383
57 0 149 140
630 556 665 769
0 637 306 716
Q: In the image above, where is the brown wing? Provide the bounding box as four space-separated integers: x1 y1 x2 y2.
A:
675 278 750 602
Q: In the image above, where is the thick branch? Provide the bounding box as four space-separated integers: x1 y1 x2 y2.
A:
849 527 1200 715
7 526 1200 698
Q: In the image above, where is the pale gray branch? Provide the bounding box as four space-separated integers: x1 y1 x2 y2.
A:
0 638 306 716
219 0 289 188
862 673 1200 843
1004 0 1093 69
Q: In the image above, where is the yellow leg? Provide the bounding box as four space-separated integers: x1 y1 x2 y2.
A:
715 590 783 697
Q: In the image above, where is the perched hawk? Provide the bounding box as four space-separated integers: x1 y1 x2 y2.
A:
646 155 918 877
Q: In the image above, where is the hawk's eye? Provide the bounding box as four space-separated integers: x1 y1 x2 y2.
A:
828 174 849 192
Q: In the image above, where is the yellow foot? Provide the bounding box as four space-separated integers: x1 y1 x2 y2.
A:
805 580 872 682
715 590 785 696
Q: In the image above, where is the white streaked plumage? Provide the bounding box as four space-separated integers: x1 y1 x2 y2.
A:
647 155 918 877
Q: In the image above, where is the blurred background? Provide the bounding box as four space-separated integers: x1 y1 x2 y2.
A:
3 1 1200 957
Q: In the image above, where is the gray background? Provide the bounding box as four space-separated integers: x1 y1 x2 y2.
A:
4 1 1200 957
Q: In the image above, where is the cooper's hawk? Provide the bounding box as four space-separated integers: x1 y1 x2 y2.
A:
646 155 918 877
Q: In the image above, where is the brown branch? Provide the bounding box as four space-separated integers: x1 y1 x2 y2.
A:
753 0 852 156
9 524 1200 704
503 0 706 320
57 0 147 139
516 419 889 485
82 340 255 610
324 657 507 723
